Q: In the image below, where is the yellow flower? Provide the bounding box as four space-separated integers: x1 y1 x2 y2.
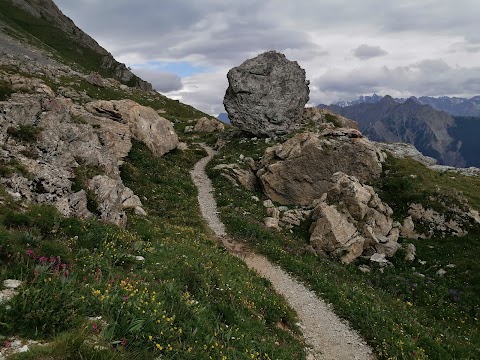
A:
155 343 163 350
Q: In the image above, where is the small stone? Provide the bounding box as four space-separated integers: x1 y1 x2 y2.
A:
3 279 22 289
418 260 427 265
251 196 260 202
264 217 280 230
404 243 416 261
134 206 147 216
446 263 456 268
263 199 274 208
358 265 371 273
436 268 447 276
135 256 145 262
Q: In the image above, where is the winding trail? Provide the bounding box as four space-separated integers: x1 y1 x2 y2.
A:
190 144 376 360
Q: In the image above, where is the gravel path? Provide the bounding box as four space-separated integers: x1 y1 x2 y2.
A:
190 144 376 360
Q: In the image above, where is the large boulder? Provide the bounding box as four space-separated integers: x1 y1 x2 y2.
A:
194 117 225 133
257 130 384 206
88 175 144 227
223 51 309 137
85 99 178 156
310 172 399 264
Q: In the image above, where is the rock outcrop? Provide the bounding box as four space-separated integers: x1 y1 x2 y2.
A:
85 100 178 157
0 74 178 226
257 130 384 206
309 173 400 264
224 51 309 137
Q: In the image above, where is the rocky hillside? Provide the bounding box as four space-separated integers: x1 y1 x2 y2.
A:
1 1 480 359
327 96 480 167
0 0 152 90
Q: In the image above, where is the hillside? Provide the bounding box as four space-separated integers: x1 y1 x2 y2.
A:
327 97 480 167
1 1 480 360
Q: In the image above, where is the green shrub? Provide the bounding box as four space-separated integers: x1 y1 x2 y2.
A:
7 124 42 143
0 80 13 101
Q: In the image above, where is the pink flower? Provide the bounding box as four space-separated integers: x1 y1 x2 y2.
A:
25 249 34 257
39 256 48 263
92 323 99 334
121 338 127 347
3 341 9 348
122 295 129 302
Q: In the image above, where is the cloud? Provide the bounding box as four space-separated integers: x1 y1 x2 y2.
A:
353 44 388 60
165 69 229 116
54 0 480 113
131 68 183 93
313 59 480 104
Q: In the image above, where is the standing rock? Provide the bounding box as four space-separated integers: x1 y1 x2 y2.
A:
309 172 399 264
88 175 145 227
257 130 384 206
223 51 309 137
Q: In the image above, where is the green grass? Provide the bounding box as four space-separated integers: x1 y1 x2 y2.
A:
0 141 305 359
208 136 480 359
6 125 42 143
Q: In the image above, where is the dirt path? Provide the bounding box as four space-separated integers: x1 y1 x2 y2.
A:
190 144 376 360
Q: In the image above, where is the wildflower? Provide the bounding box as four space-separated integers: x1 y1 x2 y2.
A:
25 249 35 257
2 341 9 348
121 338 127 347
155 343 163 350
38 256 48 263
92 323 99 334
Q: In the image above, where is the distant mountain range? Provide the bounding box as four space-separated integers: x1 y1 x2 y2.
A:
328 94 480 117
322 95 480 168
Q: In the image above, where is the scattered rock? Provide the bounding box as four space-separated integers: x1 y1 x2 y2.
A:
213 163 257 191
0 279 22 304
436 268 447 276
177 142 189 151
358 265 371 273
264 217 280 230
309 172 399 264
194 117 225 133
370 253 390 267
223 51 309 137
263 199 274 208
257 131 383 206
446 263 456 268
86 72 106 87
184 126 194 133
404 243 416 261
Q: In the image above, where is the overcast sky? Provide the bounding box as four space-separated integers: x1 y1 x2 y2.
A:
55 0 480 116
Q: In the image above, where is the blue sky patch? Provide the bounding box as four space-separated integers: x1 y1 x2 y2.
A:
132 61 209 77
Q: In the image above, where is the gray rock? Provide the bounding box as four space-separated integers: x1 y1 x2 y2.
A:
257 131 383 206
309 173 399 264
85 100 179 157
193 117 225 133
88 175 143 227
223 51 309 137
264 217 280 230
404 243 416 261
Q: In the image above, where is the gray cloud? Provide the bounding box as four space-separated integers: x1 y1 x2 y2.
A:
131 68 183 93
55 0 480 113
314 60 480 103
353 44 388 60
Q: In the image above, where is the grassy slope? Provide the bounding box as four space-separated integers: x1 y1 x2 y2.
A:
0 7 305 357
208 135 480 360
0 140 305 359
